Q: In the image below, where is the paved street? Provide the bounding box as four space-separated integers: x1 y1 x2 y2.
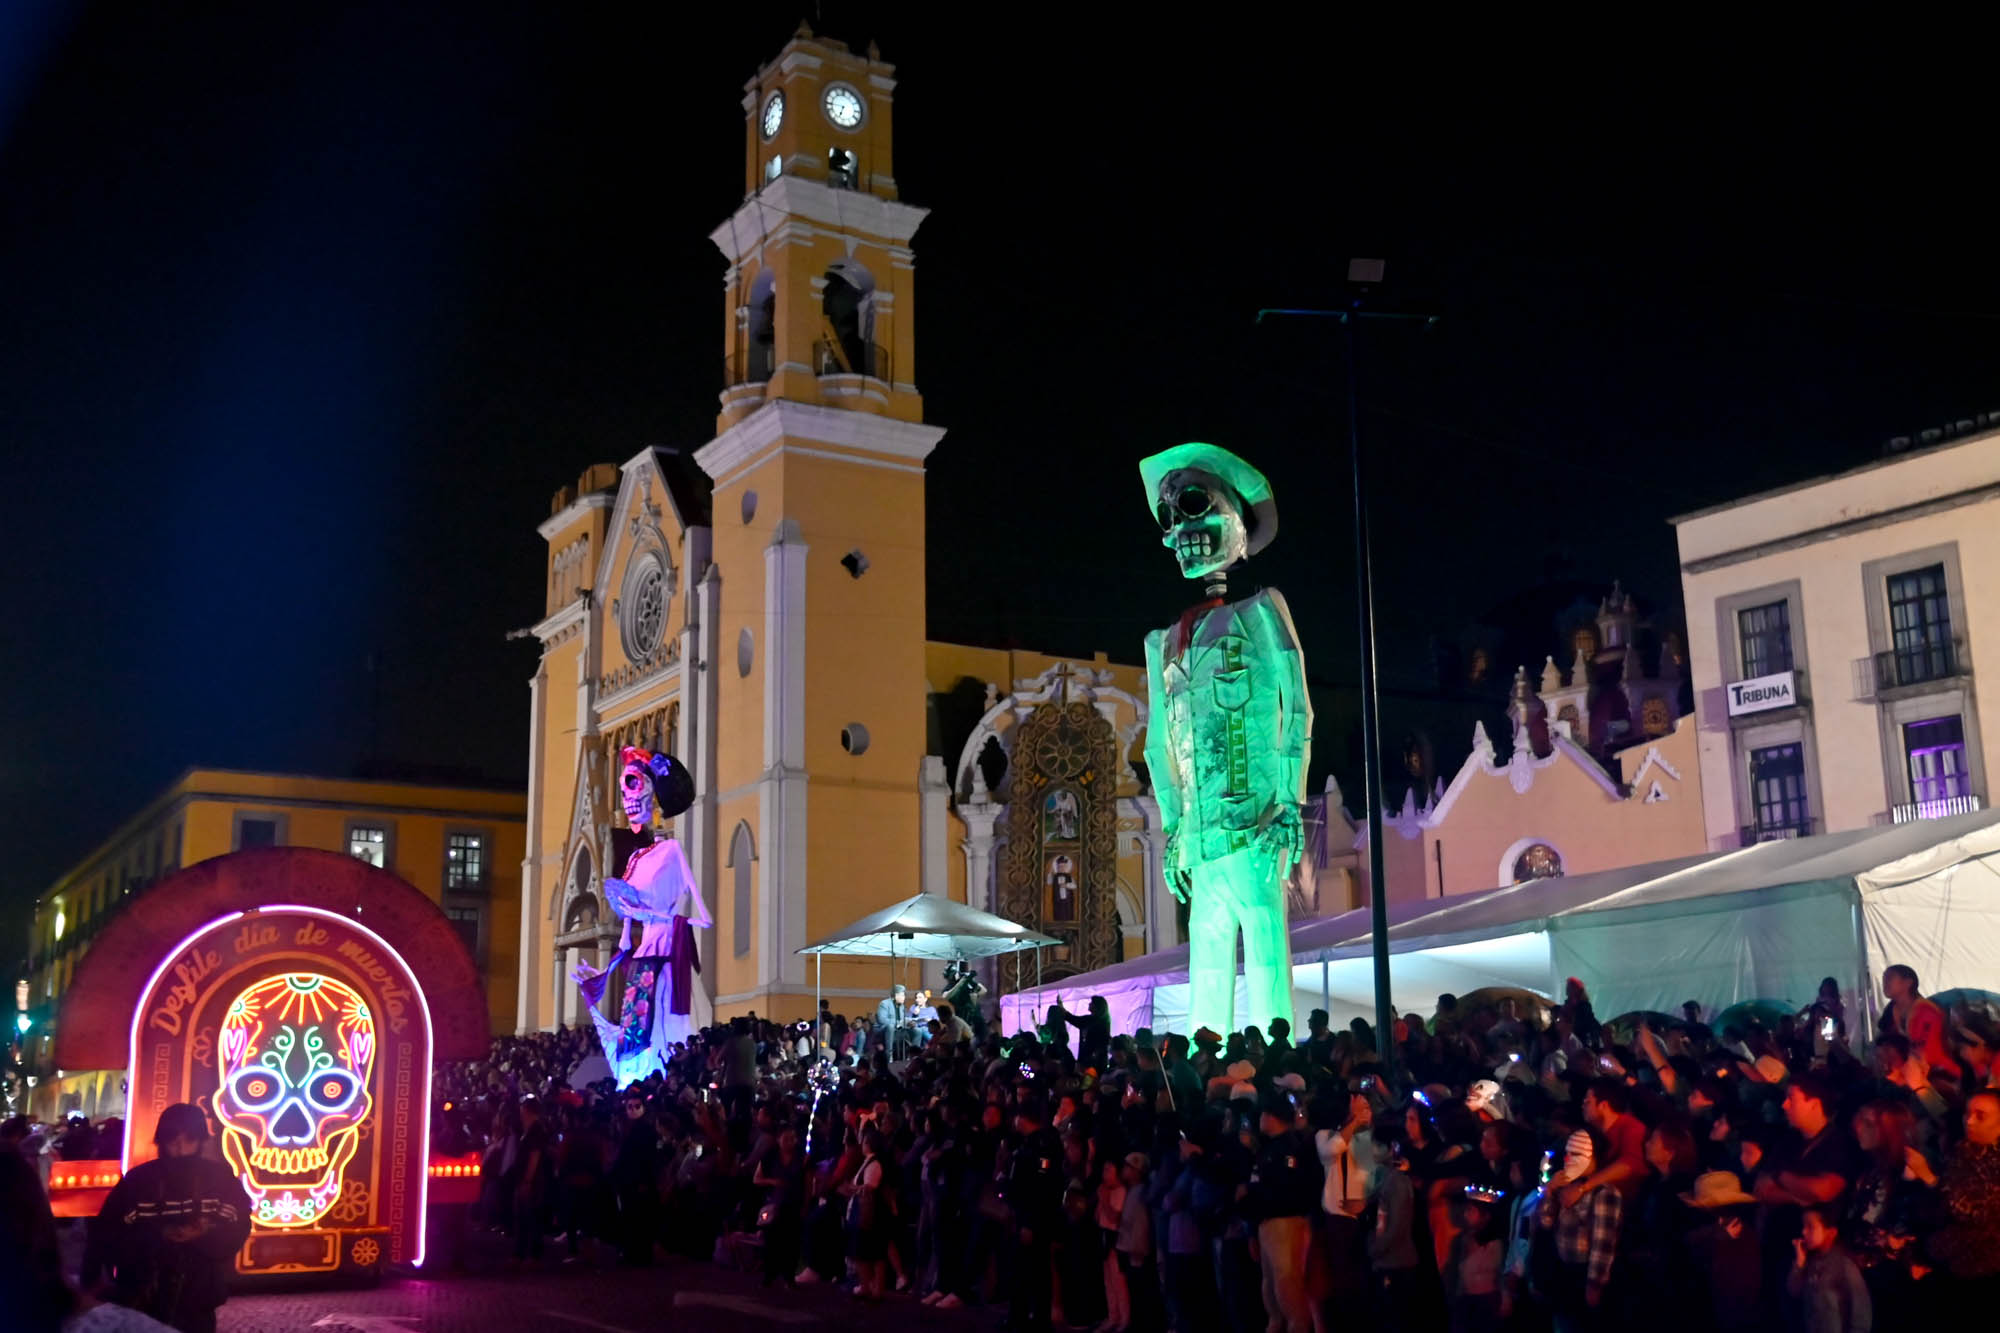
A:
217 1250 989 1333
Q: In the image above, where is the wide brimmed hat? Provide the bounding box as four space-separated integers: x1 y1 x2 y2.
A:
1138 443 1279 556
1681 1171 1756 1209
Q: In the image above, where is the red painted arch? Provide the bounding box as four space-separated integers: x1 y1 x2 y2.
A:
56 846 489 1068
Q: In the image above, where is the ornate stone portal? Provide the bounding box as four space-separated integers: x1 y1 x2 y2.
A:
996 690 1122 991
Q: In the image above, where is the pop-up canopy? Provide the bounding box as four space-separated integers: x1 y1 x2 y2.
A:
1001 807 2000 1037
801 893 1057 1048
799 892 1058 960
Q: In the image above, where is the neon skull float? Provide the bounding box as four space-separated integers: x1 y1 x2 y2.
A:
215 973 376 1228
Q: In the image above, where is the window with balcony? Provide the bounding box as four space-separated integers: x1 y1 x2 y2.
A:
445 832 487 891
1749 743 1811 840
1897 716 1980 821
1886 563 1954 685
1738 600 1793 678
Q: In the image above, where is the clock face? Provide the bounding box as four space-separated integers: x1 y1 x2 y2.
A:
760 92 784 140
823 84 863 129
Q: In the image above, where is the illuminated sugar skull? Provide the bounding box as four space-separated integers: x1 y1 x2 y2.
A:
215 973 375 1229
617 745 695 831
1154 467 1250 581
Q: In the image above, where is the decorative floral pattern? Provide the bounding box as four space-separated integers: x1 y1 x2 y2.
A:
350 1237 380 1267
325 1177 371 1225
1000 702 1121 989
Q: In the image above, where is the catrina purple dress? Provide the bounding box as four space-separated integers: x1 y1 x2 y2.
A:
572 836 703 1087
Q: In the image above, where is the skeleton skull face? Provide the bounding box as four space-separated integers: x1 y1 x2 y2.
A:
1156 468 1249 580
620 759 655 831
215 973 376 1229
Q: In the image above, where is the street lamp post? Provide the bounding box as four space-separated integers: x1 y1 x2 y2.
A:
1258 261 1436 1086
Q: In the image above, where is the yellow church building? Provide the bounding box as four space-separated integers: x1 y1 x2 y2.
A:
516 29 1177 1031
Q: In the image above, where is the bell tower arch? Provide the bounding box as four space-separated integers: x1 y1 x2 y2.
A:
716 22 926 429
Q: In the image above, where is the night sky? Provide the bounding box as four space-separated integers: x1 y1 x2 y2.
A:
5 5 1997 952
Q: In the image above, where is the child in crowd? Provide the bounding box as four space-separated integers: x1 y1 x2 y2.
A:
1784 1205 1871 1333
1679 1171 1762 1333
1445 1184 1506 1333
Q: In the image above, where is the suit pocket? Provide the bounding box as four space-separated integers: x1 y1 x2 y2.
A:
1212 667 1251 711
1217 795 1259 830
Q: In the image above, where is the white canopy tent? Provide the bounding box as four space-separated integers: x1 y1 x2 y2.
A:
800 893 1057 1039
1001 808 2000 1037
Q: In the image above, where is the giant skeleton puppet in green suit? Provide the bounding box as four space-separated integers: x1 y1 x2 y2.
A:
1141 444 1312 1036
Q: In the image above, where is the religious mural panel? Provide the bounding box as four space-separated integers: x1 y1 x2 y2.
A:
999 698 1119 991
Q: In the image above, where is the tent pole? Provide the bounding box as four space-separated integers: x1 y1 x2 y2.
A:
1036 946 1043 1027
816 953 823 1057
1321 957 1331 1014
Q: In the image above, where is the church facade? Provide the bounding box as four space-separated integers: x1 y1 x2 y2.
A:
513 33 1713 1033
516 31 1175 1031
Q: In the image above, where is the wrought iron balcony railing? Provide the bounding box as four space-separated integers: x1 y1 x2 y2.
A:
1874 635 1968 691
1891 792 1984 824
1740 818 1818 847
812 338 889 381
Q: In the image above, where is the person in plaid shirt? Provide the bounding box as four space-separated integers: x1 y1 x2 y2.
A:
1539 1129 1621 1330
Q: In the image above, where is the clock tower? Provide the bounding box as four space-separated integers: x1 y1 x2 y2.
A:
695 24 945 1016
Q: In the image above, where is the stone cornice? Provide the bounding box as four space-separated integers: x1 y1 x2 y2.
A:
537 491 615 541
709 175 929 263
694 399 945 481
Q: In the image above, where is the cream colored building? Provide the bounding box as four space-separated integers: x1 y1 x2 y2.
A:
1673 423 2000 848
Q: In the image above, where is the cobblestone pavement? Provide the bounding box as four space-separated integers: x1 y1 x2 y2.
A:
217 1241 991 1333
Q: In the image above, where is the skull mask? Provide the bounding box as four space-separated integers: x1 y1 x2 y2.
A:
215 973 376 1229
619 758 655 831
1155 468 1249 581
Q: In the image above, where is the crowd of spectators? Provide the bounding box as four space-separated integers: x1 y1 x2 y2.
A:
414 962 1999 1332
9 961 1999 1333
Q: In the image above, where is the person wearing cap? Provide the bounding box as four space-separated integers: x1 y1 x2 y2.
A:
1365 1126 1421 1325
1538 1128 1622 1321
84 1103 251 1333
1245 1092 1319 1333
1679 1172 1762 1333
1115 1152 1158 1330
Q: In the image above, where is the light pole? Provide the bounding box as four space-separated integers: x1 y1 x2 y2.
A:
1258 260 1436 1085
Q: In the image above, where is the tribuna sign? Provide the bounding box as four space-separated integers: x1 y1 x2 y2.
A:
1727 670 1798 717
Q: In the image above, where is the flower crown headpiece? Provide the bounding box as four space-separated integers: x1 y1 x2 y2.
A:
619 746 677 780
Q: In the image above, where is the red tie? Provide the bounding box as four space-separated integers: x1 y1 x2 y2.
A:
1174 597 1224 659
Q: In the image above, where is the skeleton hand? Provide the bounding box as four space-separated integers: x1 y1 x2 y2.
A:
1262 803 1304 869
1163 830 1193 903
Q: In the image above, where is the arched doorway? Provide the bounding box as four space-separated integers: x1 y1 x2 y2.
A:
819 260 876 376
